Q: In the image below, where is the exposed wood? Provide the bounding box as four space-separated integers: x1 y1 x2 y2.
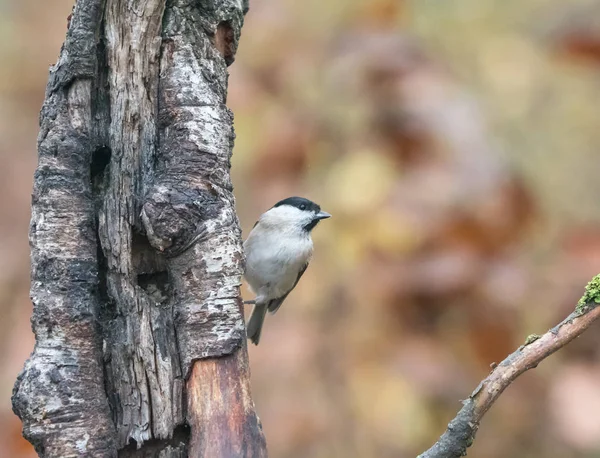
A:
99 0 178 448
187 348 267 457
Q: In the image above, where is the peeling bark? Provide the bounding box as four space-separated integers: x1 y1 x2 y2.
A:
13 0 265 456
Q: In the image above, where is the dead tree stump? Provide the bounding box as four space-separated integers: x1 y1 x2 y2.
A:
12 0 266 456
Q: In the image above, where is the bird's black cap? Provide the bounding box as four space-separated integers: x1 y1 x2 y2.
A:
273 196 321 213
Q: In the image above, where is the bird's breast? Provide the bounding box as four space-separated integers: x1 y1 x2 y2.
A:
244 230 313 297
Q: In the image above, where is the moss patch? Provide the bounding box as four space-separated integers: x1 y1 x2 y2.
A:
524 334 541 346
576 274 600 314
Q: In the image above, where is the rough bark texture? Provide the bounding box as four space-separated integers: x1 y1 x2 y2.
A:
13 0 266 456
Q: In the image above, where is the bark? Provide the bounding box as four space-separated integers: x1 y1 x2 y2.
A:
13 0 266 456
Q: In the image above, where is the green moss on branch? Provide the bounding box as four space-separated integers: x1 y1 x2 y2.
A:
576 274 600 314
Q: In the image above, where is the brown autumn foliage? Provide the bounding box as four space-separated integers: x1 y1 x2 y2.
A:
3 0 600 457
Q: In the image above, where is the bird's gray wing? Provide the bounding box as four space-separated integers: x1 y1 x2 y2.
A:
267 263 309 314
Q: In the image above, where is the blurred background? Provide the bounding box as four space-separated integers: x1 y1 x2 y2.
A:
3 0 600 456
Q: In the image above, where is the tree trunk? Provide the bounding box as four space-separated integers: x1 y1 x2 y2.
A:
12 0 266 456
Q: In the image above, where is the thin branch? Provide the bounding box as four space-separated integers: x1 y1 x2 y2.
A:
419 275 600 458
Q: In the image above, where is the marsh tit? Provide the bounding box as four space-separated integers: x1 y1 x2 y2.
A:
243 197 331 345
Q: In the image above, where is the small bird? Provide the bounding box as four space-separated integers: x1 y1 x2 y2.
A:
244 197 331 345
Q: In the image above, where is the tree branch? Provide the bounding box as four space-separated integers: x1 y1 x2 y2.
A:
418 275 600 458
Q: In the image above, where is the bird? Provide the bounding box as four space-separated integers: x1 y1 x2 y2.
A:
243 197 331 345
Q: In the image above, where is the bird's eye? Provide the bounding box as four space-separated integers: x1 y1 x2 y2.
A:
299 204 306 210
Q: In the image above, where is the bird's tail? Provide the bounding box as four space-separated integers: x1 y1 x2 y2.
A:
246 303 268 345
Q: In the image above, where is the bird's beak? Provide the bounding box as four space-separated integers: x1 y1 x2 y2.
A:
315 211 331 220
